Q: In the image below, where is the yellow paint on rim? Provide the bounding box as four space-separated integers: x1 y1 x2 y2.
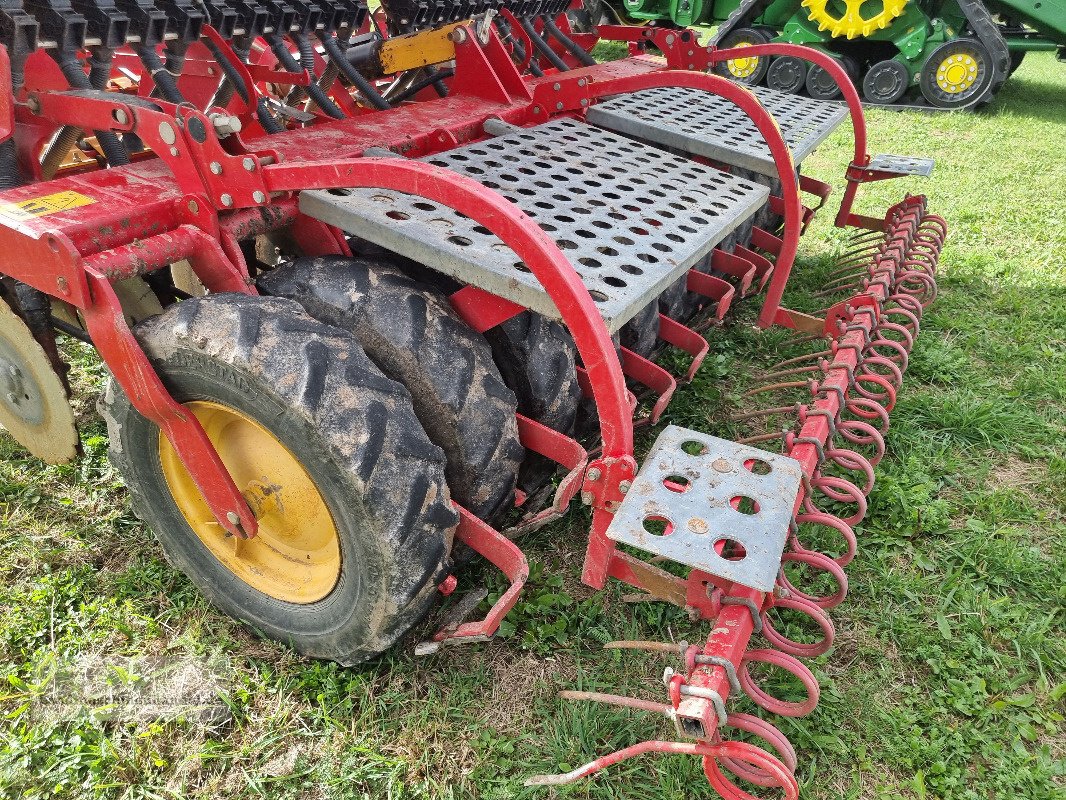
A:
727 42 760 79
801 0 909 39
159 401 341 603
935 52 978 94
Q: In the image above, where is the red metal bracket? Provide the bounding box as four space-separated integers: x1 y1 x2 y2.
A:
657 314 709 382
422 505 529 651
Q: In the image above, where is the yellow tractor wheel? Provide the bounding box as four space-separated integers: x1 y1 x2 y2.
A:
714 28 772 86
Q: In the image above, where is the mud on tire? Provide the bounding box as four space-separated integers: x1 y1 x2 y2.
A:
259 257 523 523
101 294 458 665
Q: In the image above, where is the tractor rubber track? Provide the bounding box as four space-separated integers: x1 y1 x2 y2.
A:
711 0 777 44
715 0 1010 110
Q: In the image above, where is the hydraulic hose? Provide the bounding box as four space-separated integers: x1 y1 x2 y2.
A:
211 41 251 110
319 33 390 110
0 140 23 190
518 15 570 72
256 97 285 134
267 34 345 120
542 16 596 66
136 45 185 104
202 36 250 105
387 68 455 103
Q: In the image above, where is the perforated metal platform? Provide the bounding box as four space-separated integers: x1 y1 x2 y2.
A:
605 426 803 592
300 118 768 332
586 85 849 178
866 154 935 177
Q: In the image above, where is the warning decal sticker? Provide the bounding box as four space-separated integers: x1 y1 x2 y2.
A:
0 190 96 221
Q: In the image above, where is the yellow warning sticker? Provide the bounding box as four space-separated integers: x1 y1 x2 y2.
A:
0 190 96 221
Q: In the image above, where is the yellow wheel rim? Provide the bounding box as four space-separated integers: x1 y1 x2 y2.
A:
801 0 909 39
936 53 978 94
727 42 760 79
159 401 341 603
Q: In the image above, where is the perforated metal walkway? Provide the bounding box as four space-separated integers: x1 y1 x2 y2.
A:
301 118 768 332
586 85 849 177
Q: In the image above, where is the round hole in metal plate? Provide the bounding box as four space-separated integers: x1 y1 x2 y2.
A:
448 236 472 247
386 210 410 220
588 290 608 303
714 537 747 560
513 261 531 273
681 440 707 456
732 496 760 515
663 474 691 493
604 276 627 288
744 458 772 475
578 257 601 268
620 264 644 275
642 515 674 536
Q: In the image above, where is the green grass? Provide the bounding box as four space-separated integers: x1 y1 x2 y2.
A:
2 54 1065 800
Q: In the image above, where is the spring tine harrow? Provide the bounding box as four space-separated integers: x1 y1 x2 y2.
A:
0 4 950 796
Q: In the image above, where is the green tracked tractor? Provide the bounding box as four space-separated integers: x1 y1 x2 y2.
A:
607 0 1066 107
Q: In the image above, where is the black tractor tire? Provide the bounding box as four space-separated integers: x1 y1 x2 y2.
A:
258 257 523 524
619 301 660 359
100 294 457 665
483 311 581 493
805 57 856 100
1008 49 1025 76
714 28 772 86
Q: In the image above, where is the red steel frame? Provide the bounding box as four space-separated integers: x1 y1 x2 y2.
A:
0 15 945 794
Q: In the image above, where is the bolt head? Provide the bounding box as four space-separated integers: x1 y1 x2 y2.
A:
586 467 601 481
5 392 17 404
220 194 234 207
187 199 199 214
113 108 129 125
210 161 223 175
618 480 632 494
226 511 241 525
252 190 266 203
242 157 256 171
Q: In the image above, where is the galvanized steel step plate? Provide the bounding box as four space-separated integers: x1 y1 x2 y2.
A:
300 118 768 333
587 85 849 178
866 154 935 177
606 426 803 592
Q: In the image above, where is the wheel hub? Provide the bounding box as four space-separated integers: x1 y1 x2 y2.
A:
0 300 78 463
727 43 759 79
937 54 978 93
158 401 341 603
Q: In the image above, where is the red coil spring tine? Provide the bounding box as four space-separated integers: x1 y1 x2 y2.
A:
896 270 938 308
888 292 925 324
778 550 849 609
836 419 887 467
704 741 800 800
920 214 948 239
852 372 897 410
794 510 858 567
760 595 835 659
825 446 876 494
740 648 821 717
715 713 799 788
842 397 890 435
861 354 904 391
806 474 868 526
872 327 914 362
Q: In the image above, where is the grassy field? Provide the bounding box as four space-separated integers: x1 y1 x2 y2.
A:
1 53 1064 800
